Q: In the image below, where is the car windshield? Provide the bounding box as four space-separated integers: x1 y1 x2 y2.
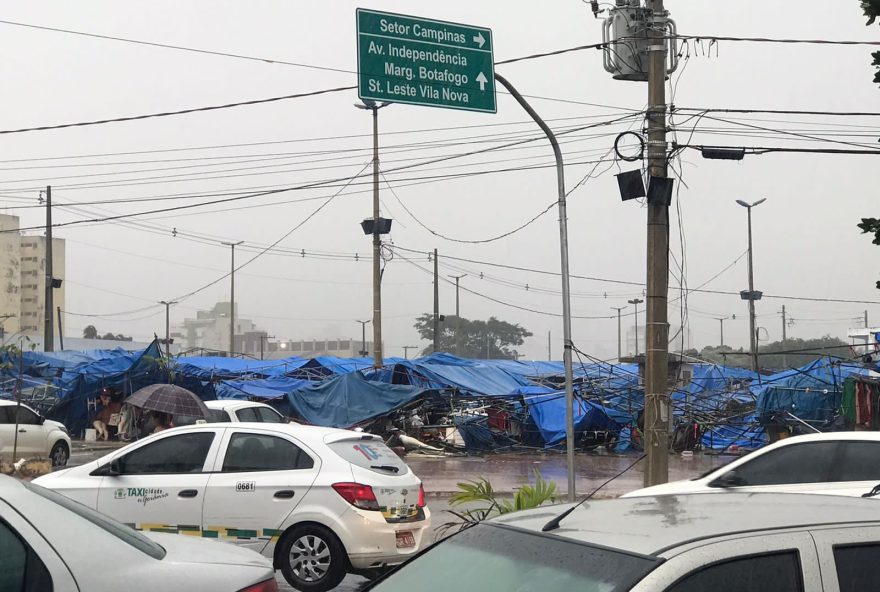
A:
23 480 166 560
367 523 659 592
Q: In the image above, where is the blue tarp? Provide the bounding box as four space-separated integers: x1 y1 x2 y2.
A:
524 392 633 448
372 353 534 397
173 356 309 380
284 371 432 428
215 377 311 401
673 364 757 415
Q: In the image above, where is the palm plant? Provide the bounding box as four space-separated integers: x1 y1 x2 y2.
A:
438 470 558 536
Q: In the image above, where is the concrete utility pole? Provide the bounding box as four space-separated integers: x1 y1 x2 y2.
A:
493 72 575 502
159 300 178 358
221 241 243 355
356 101 390 370
866 310 870 329
403 345 417 359
356 319 370 357
448 274 467 356
56 307 64 351
736 198 766 373
44 186 54 352
548 330 551 361
611 306 627 361
781 305 787 368
628 298 643 356
717 317 728 348
259 335 275 361
643 0 670 488
433 249 440 353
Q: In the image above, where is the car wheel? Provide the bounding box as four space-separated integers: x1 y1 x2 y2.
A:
279 524 347 592
49 441 69 467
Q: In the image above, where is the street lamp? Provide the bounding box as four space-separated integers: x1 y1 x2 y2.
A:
355 100 391 370
355 319 371 357
736 198 767 372
628 298 644 356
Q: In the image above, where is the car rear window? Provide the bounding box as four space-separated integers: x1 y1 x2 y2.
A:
327 438 408 475
23 480 166 560
173 409 229 426
370 522 659 592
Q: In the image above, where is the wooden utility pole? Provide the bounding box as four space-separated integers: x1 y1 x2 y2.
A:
44 186 54 352
644 0 670 487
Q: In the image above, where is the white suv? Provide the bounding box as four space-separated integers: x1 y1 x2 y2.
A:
35 422 431 591
624 432 880 499
0 400 71 467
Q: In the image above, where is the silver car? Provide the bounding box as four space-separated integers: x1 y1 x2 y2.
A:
366 492 880 592
0 475 277 591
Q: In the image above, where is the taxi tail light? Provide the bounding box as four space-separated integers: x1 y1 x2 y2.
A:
332 482 381 511
237 579 278 592
418 484 426 508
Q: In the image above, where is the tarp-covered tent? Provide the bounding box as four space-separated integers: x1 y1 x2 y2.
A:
373 353 534 397
172 356 309 380
755 359 874 429
284 371 433 428
523 392 633 448
672 364 757 416
0 341 166 436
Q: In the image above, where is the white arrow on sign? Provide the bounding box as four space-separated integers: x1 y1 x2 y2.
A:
473 32 486 48
476 72 488 91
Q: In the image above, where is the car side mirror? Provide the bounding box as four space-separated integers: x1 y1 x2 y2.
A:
709 470 746 488
38 416 45 425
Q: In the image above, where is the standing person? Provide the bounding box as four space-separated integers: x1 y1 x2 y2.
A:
93 388 121 441
152 412 173 434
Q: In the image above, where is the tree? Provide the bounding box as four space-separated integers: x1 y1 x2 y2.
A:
699 335 850 370
860 1 880 84
413 314 532 359
83 325 98 339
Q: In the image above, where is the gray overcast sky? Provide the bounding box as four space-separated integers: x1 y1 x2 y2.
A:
1 0 878 360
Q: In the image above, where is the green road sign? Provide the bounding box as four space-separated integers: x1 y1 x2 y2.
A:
356 9 496 113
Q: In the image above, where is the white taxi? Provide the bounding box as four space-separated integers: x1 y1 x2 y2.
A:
35 423 432 592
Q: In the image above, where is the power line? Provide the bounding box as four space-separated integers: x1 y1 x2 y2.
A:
0 19 355 74
0 86 359 135
668 33 880 47
388 245 880 306
171 161 371 303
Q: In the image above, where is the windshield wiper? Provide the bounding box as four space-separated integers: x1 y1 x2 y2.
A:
862 484 880 498
371 465 400 473
542 454 646 532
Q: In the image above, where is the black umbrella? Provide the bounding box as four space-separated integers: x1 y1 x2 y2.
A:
125 384 210 418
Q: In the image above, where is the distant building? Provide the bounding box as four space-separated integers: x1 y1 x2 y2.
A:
0 214 65 341
271 338 374 359
177 302 267 355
